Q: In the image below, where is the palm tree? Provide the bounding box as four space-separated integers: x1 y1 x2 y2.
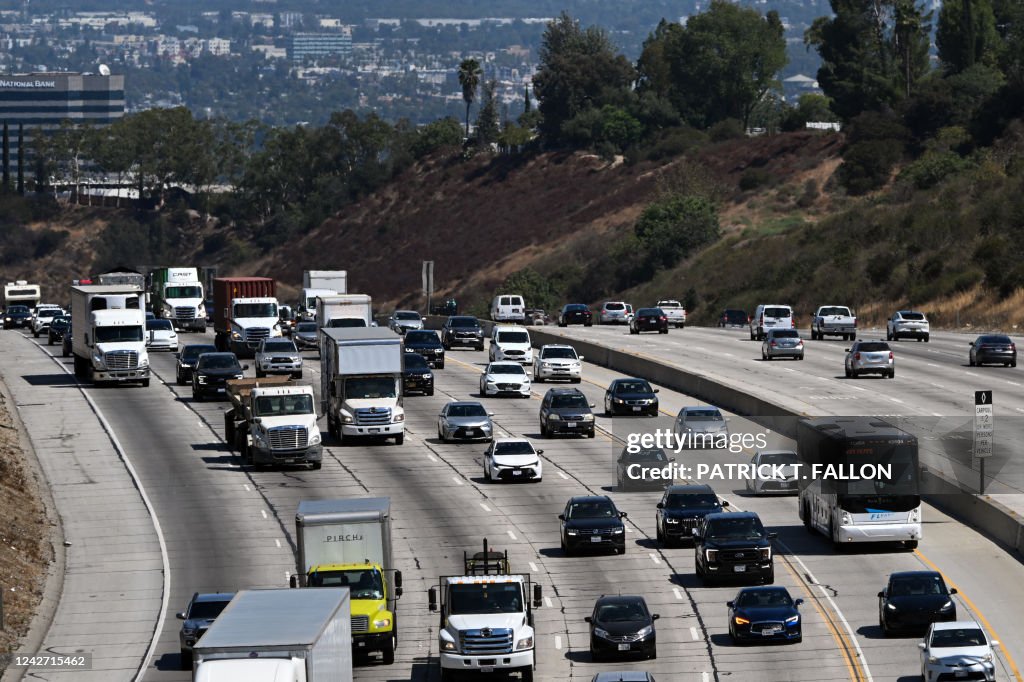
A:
457 58 482 138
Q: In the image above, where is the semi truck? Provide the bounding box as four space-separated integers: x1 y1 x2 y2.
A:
290 498 402 664
428 539 541 682
150 267 207 332
3 280 41 307
320 328 404 445
192 588 352 682
96 270 147 306
70 284 150 386
212 277 282 357
224 376 322 469
316 294 373 329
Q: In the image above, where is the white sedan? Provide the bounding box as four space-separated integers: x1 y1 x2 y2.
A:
145 318 179 352
479 361 532 398
920 621 997 682
483 438 543 482
745 450 799 495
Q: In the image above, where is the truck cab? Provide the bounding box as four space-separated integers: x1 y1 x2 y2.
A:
300 288 337 321
71 286 151 386
229 297 282 356
429 541 541 682
151 267 206 332
307 563 400 663
228 381 322 469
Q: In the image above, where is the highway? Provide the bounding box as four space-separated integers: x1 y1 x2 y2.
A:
3 325 1023 682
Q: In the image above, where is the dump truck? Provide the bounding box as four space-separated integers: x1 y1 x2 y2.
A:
70 284 150 386
212 277 282 357
224 375 322 469
290 498 402 664
150 267 207 332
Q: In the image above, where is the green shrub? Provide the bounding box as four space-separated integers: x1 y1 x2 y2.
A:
708 118 745 142
739 168 772 191
898 152 970 190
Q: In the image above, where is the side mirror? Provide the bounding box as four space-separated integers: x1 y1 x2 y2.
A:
584 616 592 623
767 532 778 539
969 342 975 346
992 640 1000 647
488 412 495 417
289 575 298 589
175 611 186 620
691 528 700 537
652 614 660 620
844 348 851 352
533 584 542 608
949 588 957 595
877 591 884 598
85 333 90 345
578 355 585 361
242 364 250 370
653 388 660 393
254 417 262 424
558 514 565 521
917 643 926 650
395 570 403 588
726 601 734 609
396 587 403 598
589 403 595 409
619 511 627 518
656 502 664 509
173 352 180 358
536 449 544 455
794 598 804 606
721 500 730 507
428 587 437 612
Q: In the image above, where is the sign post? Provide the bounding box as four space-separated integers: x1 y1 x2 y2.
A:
422 261 434 315
973 390 993 494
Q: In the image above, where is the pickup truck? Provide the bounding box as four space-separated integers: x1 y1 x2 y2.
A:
811 305 857 340
656 300 686 328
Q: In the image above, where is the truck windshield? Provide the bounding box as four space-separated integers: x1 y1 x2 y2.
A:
819 307 851 316
262 340 296 352
706 517 765 540
309 569 384 599
165 286 202 298
345 377 397 399
449 583 522 614
234 303 278 317
94 325 144 343
254 394 314 416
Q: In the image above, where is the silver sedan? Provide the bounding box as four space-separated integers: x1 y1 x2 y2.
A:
761 328 804 360
437 401 494 442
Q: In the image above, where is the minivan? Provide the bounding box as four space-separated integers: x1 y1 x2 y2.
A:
750 304 795 341
491 294 526 323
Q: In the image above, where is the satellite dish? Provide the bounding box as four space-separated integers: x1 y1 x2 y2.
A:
98 64 111 76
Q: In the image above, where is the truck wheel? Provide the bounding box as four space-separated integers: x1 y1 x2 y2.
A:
224 411 236 447
440 668 454 682
141 379 150 388
310 461 322 471
180 649 192 670
292 370 302 379
520 666 534 682
850 333 856 341
256 368 264 378
395 433 404 445
382 635 396 664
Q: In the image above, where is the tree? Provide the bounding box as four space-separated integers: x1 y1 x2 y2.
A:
474 80 501 146
634 194 720 270
937 0 1001 72
636 19 684 99
2 122 8 192
892 0 933 97
17 124 24 195
457 58 482 138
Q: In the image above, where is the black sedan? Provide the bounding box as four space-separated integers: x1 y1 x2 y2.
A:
719 309 749 328
587 595 659 661
728 586 803 644
3 305 32 329
558 304 593 327
603 378 659 416
176 343 218 385
969 334 1016 367
559 496 627 555
630 308 668 335
616 446 673 491
47 316 71 345
404 330 445 368
402 351 434 396
878 571 957 636
192 352 245 401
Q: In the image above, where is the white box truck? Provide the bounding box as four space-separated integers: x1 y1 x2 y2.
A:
192 588 352 682
320 328 404 445
316 294 373 329
70 284 150 386
303 270 347 294
291 498 402 663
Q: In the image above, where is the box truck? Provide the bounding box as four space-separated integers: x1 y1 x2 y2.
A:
291 498 401 664
212 277 282 357
70 284 150 386
150 267 207 332
303 270 347 294
316 294 373 329
192 588 352 682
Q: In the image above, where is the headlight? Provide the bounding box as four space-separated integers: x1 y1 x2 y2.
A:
613 398 624 404
548 414 561 421
582 414 594 422
342 415 354 424
393 413 405 423
982 654 993 663
373 618 392 629
424 373 433 379
734 616 749 625
760 547 771 561
566 529 578 536
611 527 624 534
885 603 896 611
706 549 718 562
139 357 149 368
940 600 953 611
198 375 208 383
593 627 610 639
309 431 321 445
231 331 242 340
542 362 553 368
785 615 800 625
92 353 105 368
637 625 653 638
182 627 196 636
927 656 938 664
234 373 243 380
441 640 457 651
666 518 680 524
841 511 852 525
515 636 533 650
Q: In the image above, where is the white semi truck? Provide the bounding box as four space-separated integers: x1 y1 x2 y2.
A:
320 328 404 445
192 588 352 682
316 294 373 329
224 376 322 469
150 267 207 332
70 284 150 386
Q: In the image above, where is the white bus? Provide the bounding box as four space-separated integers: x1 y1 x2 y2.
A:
797 417 922 550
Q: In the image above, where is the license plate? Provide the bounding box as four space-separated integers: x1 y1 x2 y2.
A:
369 428 380 433
762 627 782 636
480 667 494 673
284 459 297 464
217 388 225 392
734 565 747 573
617 643 631 651
513 470 522 476
633 406 642 412
955 672 967 678
590 536 602 543
567 422 577 428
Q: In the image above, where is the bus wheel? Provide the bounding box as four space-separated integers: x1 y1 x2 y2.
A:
802 503 813 533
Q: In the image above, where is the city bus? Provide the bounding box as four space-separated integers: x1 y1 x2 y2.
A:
797 417 922 549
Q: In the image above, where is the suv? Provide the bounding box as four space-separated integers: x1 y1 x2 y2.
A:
490 325 533 364
539 387 595 438
388 309 424 335
192 352 246 401
656 484 727 547
176 591 235 669
887 310 930 342
404 329 446 368
694 511 776 585
750 304 794 341
719 309 748 328
533 344 583 383
176 343 218 385
845 339 895 378
47 316 71 345
31 306 64 337
559 495 627 555
441 315 484 350
255 338 302 378
600 301 630 325
3 305 32 329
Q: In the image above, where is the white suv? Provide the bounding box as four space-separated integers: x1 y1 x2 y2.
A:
887 310 930 342
31 305 65 337
533 344 583 383
489 325 533 364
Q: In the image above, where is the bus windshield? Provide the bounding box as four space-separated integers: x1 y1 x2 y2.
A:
836 440 920 512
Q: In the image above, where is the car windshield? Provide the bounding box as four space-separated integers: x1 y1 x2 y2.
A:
187 599 231 620
447 403 487 418
309 569 384 599
567 500 616 519
637 308 662 316
8 306 29 313
900 312 926 320
930 628 986 648
165 286 202 298
498 331 529 343
262 340 296 352
51 317 70 326
665 493 719 509
551 394 589 409
659 301 681 307
406 331 439 344
622 448 667 462
38 309 59 318
234 303 277 317
395 311 420 320
182 345 217 361
596 602 648 622
296 322 317 332
819 307 850 316
542 348 577 360
685 409 723 421
94 325 144 343
758 452 798 466
706 517 765 540
404 353 429 370
449 317 478 328
857 342 890 352
737 589 793 608
616 381 652 394
254 394 314 416
146 319 173 331
199 355 240 370
494 441 536 456
344 377 397 399
490 364 526 375
449 583 522 614
771 330 800 338
605 303 625 311
327 318 366 328
764 307 791 317
889 575 947 596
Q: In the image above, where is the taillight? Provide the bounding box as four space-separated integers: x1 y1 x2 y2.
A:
1012 343 1017 351
760 315 764 325
659 316 666 321
770 341 777 347
889 351 894 359
854 353 861 360
791 318 795 328
797 340 803 346
852 318 857 328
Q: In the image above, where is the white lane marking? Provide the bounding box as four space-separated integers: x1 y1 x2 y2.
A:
554 636 562 650
927 362 941 367
275 539 281 548
480 503 492 512
625 526 633 533
261 509 268 519
1006 380 1021 386
427 454 437 462
932 412 944 417
690 626 699 641
452 477 463 486
649 552 661 565
783 367 797 373
285 571 290 580
702 673 710 682
889 397 903 403
544 596 553 608
507 530 517 540
672 588 683 600
558 471 569 480
529 562 538 572
243 484 251 492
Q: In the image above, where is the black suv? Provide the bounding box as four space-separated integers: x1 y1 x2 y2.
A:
694 511 775 585
176 591 234 669
402 350 434 396
655 484 727 547
47 316 71 345
559 495 627 555
441 315 484 350
3 305 32 329
176 343 218 385
616 446 673 492
192 352 245 401
404 329 445 368
540 387 595 438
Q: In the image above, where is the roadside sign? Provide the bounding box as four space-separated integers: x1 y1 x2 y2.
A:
972 390 993 476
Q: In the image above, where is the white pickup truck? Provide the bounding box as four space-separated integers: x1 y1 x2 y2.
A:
656 300 687 328
811 305 857 340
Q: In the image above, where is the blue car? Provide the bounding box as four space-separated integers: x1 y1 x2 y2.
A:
727 586 803 644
